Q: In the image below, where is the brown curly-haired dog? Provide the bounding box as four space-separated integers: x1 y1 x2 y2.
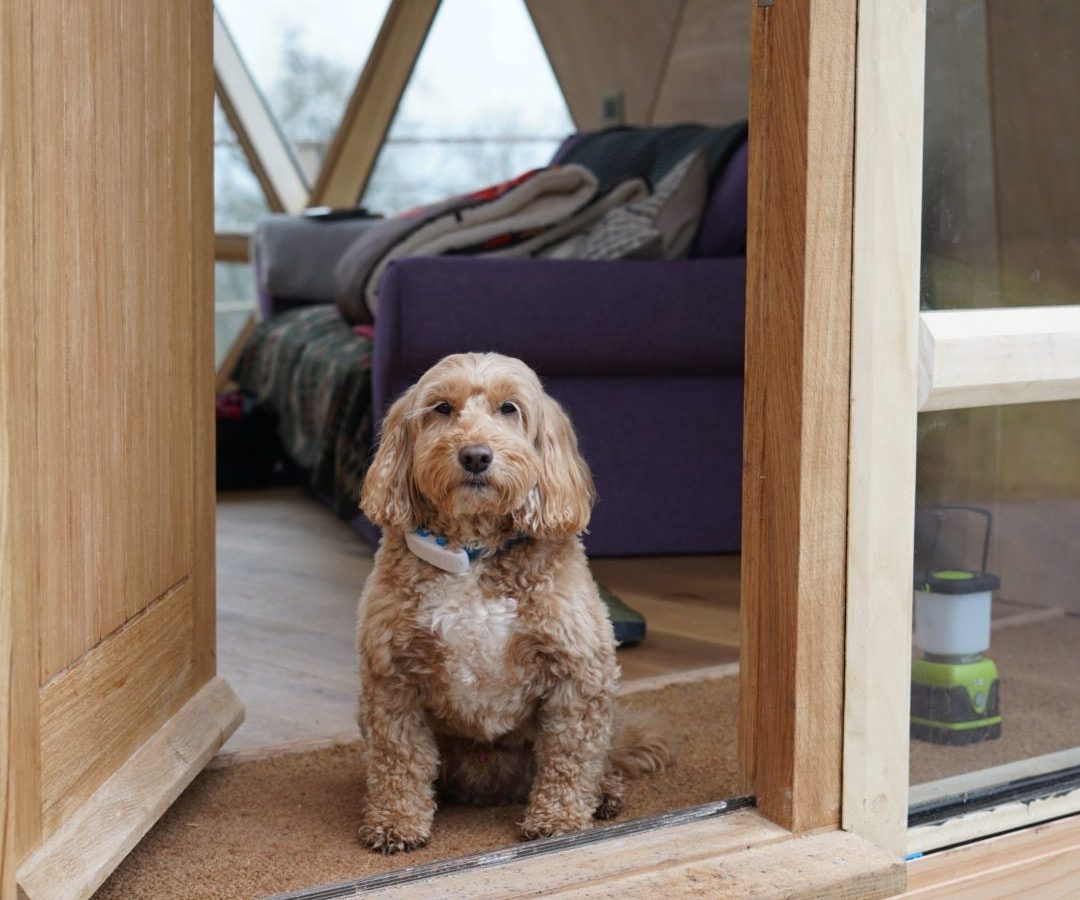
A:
356 352 671 854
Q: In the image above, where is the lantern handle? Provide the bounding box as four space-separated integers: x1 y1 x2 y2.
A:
917 504 993 582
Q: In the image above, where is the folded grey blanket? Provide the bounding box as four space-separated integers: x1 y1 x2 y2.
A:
253 213 380 304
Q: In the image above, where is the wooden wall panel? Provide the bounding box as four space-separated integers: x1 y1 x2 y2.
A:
739 0 855 833
526 0 683 130
34 0 196 682
38 582 195 836
651 0 750 125
528 0 749 130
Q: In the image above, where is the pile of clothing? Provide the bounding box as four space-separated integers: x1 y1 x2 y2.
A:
333 121 747 323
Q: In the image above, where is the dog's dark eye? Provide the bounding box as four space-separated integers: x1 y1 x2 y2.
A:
434 401 452 416
499 401 518 416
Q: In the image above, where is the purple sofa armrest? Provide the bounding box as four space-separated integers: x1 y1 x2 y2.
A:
372 256 745 419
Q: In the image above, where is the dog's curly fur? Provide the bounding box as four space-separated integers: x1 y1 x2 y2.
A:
355 352 672 853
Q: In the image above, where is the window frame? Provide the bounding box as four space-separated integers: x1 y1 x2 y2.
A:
843 0 1080 858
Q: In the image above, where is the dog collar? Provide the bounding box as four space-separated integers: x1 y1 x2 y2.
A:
405 528 529 575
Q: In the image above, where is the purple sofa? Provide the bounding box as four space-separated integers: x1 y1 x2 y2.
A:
359 137 748 557
253 130 748 556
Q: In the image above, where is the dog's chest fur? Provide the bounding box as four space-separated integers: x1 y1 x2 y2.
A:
417 572 532 741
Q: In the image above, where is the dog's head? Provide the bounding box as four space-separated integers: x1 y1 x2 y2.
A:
360 353 595 538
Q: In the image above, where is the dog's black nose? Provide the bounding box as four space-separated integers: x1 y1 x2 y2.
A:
459 444 492 473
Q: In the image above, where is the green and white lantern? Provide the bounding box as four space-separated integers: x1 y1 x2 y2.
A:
911 506 1002 746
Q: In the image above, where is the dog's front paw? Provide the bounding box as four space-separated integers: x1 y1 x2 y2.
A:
594 792 622 820
358 819 430 854
520 806 593 841
595 769 625 820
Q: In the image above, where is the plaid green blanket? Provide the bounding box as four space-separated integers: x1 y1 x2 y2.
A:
235 305 374 518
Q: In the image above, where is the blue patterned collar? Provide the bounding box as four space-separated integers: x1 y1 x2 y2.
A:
405 528 530 574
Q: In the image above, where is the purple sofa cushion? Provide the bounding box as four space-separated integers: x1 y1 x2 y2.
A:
550 132 586 164
691 140 748 259
549 374 743 555
353 371 743 557
374 256 746 401
364 256 747 556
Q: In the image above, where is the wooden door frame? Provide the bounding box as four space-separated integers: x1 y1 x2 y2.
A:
3 0 947 895
260 1 910 896
738 0 855 834
843 0 926 857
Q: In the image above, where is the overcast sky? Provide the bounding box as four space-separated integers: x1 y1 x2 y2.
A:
216 0 572 135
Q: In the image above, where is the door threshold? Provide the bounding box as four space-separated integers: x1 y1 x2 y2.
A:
266 798 752 899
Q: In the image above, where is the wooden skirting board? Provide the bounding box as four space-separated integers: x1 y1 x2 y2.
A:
38 579 195 835
17 678 243 900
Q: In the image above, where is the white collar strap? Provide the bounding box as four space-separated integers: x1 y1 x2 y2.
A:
404 528 529 574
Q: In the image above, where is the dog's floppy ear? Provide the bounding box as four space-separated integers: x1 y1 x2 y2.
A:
523 393 595 536
361 384 421 531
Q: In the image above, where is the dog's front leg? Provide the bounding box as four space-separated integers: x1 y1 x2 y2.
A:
358 678 438 854
521 672 613 840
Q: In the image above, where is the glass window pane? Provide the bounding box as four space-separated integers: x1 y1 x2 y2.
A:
910 400 1080 794
215 261 256 368
362 0 573 215
921 0 1080 309
215 96 270 232
215 0 393 182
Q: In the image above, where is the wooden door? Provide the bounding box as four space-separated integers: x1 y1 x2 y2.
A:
0 2 241 898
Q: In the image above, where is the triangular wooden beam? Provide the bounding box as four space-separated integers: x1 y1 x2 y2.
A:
309 0 441 209
212 7 309 214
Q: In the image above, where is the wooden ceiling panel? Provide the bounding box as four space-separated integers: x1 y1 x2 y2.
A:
651 0 750 125
526 0 685 130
